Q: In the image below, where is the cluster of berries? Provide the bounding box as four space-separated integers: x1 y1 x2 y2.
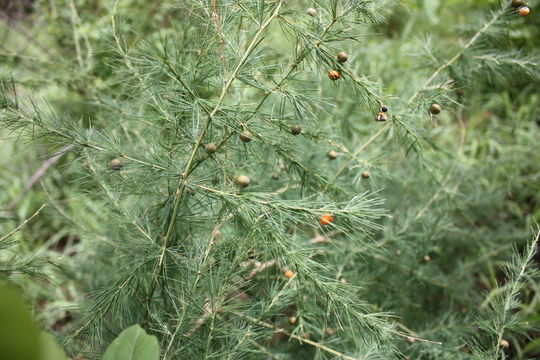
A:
512 0 531 16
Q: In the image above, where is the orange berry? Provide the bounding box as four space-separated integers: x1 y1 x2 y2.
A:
328 70 340 81
284 269 295 279
319 214 334 225
375 112 387 122
239 131 253 143
519 6 530 16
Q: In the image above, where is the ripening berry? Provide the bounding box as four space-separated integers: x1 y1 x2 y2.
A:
205 143 217 154
239 131 253 143
519 6 530 16
306 7 317 16
337 51 348 63
319 214 334 225
327 150 338 160
108 158 123 171
511 0 523 8
381 106 389 112
236 175 250 188
499 339 510 348
284 269 295 279
288 316 297 325
375 112 387 122
362 170 370 179
290 125 302 135
328 70 340 81
429 103 442 114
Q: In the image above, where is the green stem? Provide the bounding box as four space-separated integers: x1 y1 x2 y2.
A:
146 1 285 311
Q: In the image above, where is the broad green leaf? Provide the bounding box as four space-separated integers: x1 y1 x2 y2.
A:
102 325 159 360
0 283 40 360
39 332 69 360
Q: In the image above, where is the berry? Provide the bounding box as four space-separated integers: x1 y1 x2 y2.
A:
423 255 431 262
306 7 317 16
375 112 387 122
290 125 302 135
272 173 280 180
381 106 389 112
284 269 295 279
288 316 297 325
328 70 340 81
361 170 370 179
327 150 338 160
108 158 123 171
499 339 510 348
519 6 530 16
239 131 253 143
319 214 334 226
205 143 217 154
337 51 348 63
429 103 442 115
511 0 523 8
236 175 250 188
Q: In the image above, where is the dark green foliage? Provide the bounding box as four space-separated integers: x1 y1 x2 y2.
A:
0 0 539 359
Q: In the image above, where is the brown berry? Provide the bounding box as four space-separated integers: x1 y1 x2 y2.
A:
328 70 340 81
239 131 253 143
375 112 387 122
290 125 302 135
327 150 338 160
236 175 250 188
512 0 523 8
337 51 348 63
108 158 123 171
284 269 295 279
288 316 297 325
205 143 217 154
429 103 442 114
362 170 370 179
519 6 530 16
319 214 334 226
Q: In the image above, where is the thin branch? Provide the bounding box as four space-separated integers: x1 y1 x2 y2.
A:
7 145 74 211
0 204 47 243
231 311 362 360
407 10 504 104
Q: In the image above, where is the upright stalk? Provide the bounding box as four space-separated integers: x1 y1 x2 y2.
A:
148 1 284 307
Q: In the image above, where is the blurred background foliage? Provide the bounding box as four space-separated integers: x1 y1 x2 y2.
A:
0 0 539 359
